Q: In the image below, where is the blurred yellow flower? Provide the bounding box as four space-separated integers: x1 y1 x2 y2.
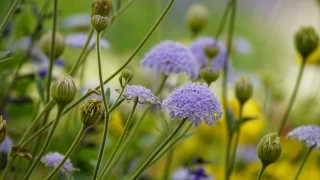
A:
296 44 320 64
109 110 124 137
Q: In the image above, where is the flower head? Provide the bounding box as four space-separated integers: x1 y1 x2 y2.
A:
41 152 79 175
162 82 222 126
287 125 320 149
140 41 199 78
257 132 282 166
65 33 109 49
189 36 227 69
116 85 159 105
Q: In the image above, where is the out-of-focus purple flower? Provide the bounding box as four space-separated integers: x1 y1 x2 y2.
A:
61 14 91 29
233 36 253 54
0 137 12 154
162 82 222 126
41 152 79 175
116 85 159 105
189 36 227 70
65 33 109 49
55 59 65 67
287 125 320 149
236 146 259 163
140 40 200 78
38 67 48 77
172 167 214 180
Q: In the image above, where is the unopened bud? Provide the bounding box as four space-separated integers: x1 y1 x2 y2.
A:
0 116 7 144
121 69 133 81
91 0 112 17
204 45 219 59
40 31 65 59
257 132 282 166
200 67 220 85
51 75 77 107
295 26 319 59
186 4 209 37
91 15 110 33
81 98 103 127
235 76 253 104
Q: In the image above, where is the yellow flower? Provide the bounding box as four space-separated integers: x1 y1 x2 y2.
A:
108 110 124 137
296 45 320 64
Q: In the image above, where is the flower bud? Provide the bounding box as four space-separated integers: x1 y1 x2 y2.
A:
51 75 77 107
121 69 133 81
0 116 7 144
235 76 253 104
186 4 209 37
91 0 112 17
295 26 319 59
40 31 65 59
200 67 220 85
257 132 282 166
204 45 219 59
81 98 103 127
91 15 110 33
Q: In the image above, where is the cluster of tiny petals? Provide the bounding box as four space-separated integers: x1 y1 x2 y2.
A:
116 85 159 105
162 82 222 126
189 36 227 69
140 40 200 78
287 125 320 149
41 152 79 175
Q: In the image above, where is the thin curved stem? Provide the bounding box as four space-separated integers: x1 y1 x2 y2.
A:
130 119 187 180
99 75 168 179
45 125 87 180
256 164 267 180
91 31 110 180
226 102 243 179
46 0 58 102
97 97 139 179
214 1 232 41
23 105 65 180
0 0 22 36
278 61 306 134
294 146 314 180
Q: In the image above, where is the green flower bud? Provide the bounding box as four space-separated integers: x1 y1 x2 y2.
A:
295 26 319 59
51 75 77 107
0 116 6 144
40 31 65 59
257 132 282 166
186 3 209 37
235 76 253 104
204 45 219 59
200 67 220 85
91 15 110 33
91 0 112 17
121 69 133 81
81 98 103 127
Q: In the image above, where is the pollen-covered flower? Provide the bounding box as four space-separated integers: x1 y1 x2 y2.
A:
287 125 320 149
140 41 199 78
162 82 222 126
116 85 159 105
189 36 227 69
41 152 79 175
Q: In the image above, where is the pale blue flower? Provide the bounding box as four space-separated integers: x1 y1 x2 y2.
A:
116 85 159 104
287 125 320 149
41 152 79 174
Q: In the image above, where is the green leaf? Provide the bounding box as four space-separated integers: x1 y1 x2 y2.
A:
0 50 12 63
105 87 111 104
34 73 45 104
226 107 236 132
242 116 258 124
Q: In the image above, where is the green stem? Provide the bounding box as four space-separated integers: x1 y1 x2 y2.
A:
45 125 88 180
256 164 267 180
0 0 22 37
99 75 168 179
0 152 15 180
294 146 314 180
278 61 306 134
227 102 243 179
23 105 65 180
163 149 174 180
130 119 187 180
222 0 237 179
46 0 58 102
97 97 139 179
92 31 110 180
214 1 232 41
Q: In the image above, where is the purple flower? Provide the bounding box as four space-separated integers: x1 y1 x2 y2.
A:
172 167 214 180
287 125 320 149
65 33 109 49
0 137 12 154
116 85 159 105
140 41 199 78
162 82 222 126
189 36 227 70
41 152 79 175
55 59 65 67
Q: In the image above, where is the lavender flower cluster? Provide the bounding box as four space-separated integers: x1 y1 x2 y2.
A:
287 125 320 149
